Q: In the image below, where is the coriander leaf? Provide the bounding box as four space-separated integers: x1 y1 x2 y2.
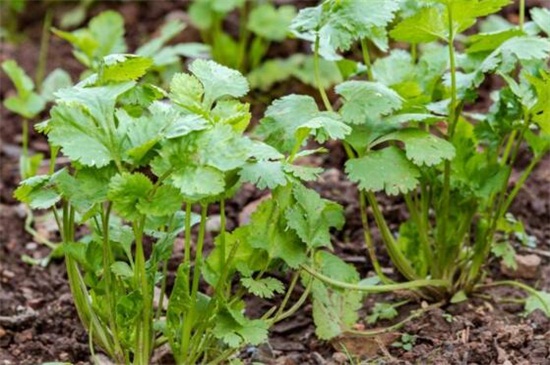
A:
285 184 344 249
136 19 186 58
525 290 550 316
137 184 182 217
283 164 323 182
346 146 421 195
291 0 399 59
336 81 403 125
210 100 251 132
99 54 153 83
241 277 285 299
372 50 414 86
375 128 456 166
169 72 205 113
531 7 550 36
167 165 226 202
196 124 251 171
247 4 296 41
213 306 268 347
189 59 249 106
239 161 288 190
247 198 307 268
41 68 72 102
300 113 352 143
47 103 113 167
2 60 34 98
14 174 61 209
108 172 153 220
466 28 524 53
111 261 133 279
88 10 126 58
390 7 447 43
526 71 550 134
367 302 399 324
491 242 517 270
256 94 323 153
310 251 362 340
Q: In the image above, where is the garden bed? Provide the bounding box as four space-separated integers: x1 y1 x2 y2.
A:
1 1 549 364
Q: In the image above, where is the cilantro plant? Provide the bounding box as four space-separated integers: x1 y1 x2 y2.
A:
189 0 296 72
53 10 209 84
282 0 550 339
14 54 345 363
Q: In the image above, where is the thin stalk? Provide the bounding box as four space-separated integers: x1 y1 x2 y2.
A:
501 130 518 166
519 0 525 31
475 280 549 314
218 199 227 293
35 9 52 89
404 193 432 276
344 301 445 337
184 203 192 273
272 270 301 321
236 2 250 72
21 119 29 178
301 264 450 293
269 275 313 323
437 4 458 267
100 204 123 359
360 38 374 80
155 260 169 321
366 192 418 281
181 204 208 357
313 36 333 111
501 153 543 214
360 191 393 284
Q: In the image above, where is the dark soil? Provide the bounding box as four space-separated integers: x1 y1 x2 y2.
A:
1 2 549 365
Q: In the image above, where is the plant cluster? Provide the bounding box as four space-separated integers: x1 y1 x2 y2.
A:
7 0 550 363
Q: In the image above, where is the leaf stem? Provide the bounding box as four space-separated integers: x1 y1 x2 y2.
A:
301 264 450 293
360 38 374 81
313 36 333 112
519 0 525 31
35 9 52 89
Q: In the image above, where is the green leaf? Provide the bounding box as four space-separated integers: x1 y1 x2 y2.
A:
14 174 61 209
526 71 550 134
241 277 285 299
372 50 414 86
108 173 153 220
310 251 362 340
524 291 550 316
466 28 524 53
41 68 72 101
2 59 34 98
291 0 399 59
336 81 403 125
346 146 421 195
169 72 205 112
99 54 153 83
111 261 134 279
239 161 288 190
247 198 307 268
531 7 550 36
211 100 251 132
88 10 126 57
213 306 269 347
375 128 456 166
285 184 344 249
136 19 187 58
137 184 182 217
247 4 296 41
257 94 343 153
189 59 249 106
491 242 517 270
366 302 399 324
390 7 447 43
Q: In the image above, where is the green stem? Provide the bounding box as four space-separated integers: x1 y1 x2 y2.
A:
181 204 208 357
360 38 374 81
360 191 393 284
100 204 123 360
270 273 313 323
475 280 549 314
35 9 52 89
133 218 152 365
236 2 250 72
344 301 445 337
313 36 333 112
301 264 450 293
519 0 525 31
219 199 227 294
366 192 418 281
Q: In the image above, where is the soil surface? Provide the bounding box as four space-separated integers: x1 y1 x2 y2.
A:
1 2 549 365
